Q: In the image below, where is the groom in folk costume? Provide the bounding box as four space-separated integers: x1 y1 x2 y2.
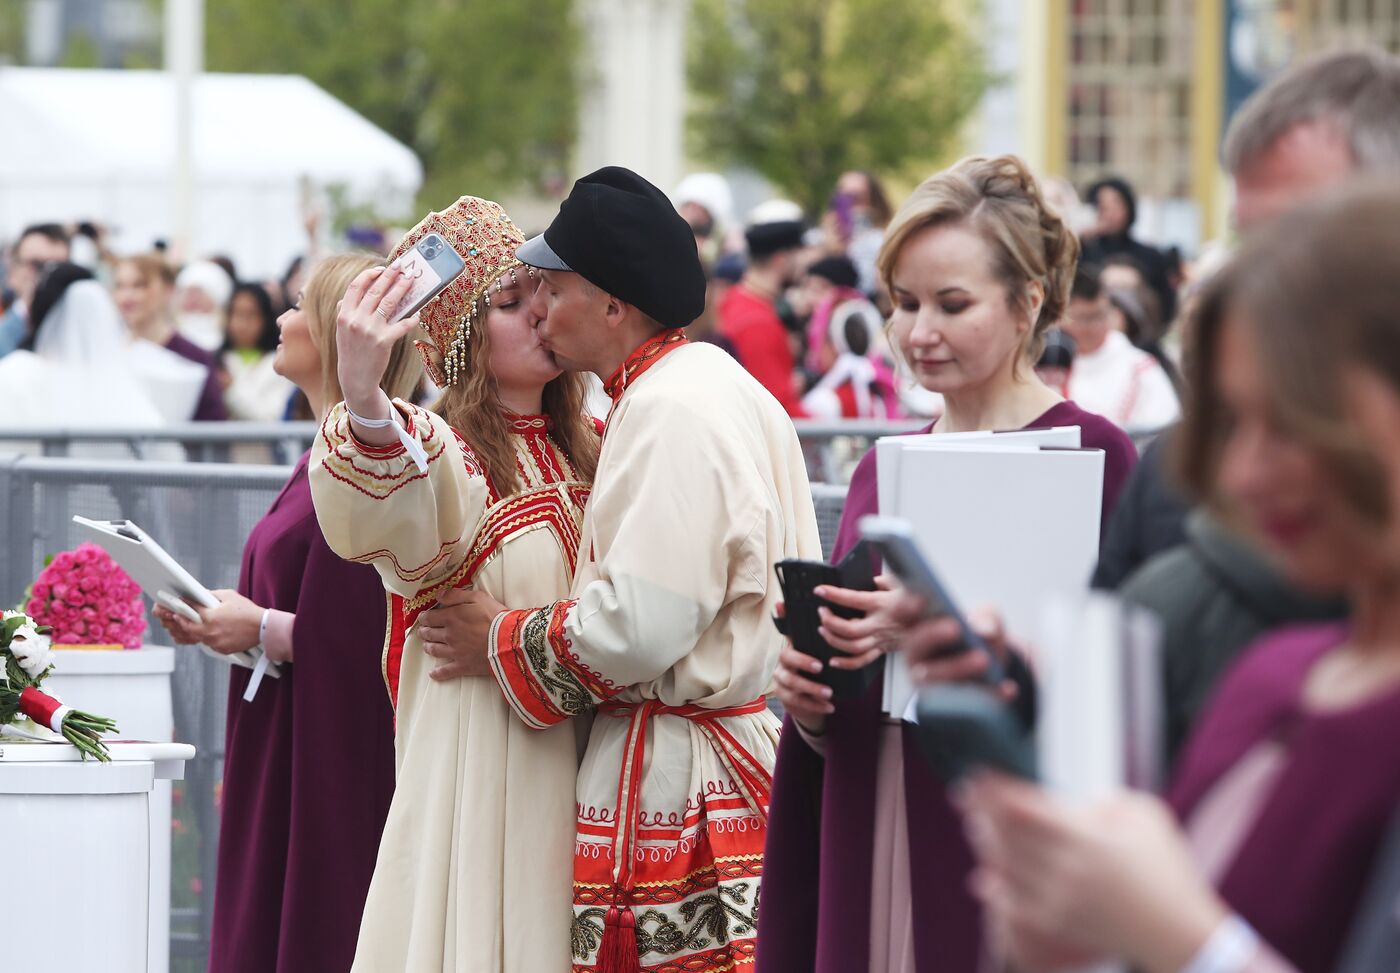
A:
444 167 822 972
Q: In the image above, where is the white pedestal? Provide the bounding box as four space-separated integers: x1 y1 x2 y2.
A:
46 646 177 973
0 742 195 973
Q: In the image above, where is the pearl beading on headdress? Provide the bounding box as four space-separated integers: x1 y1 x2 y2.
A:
387 196 526 387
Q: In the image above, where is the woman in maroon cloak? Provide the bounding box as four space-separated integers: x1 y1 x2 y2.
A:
154 254 422 973
960 184 1400 973
758 155 1137 973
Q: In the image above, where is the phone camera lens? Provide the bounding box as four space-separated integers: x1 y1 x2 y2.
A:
420 239 442 260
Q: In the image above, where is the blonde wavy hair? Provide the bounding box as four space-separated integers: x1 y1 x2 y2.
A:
433 291 599 497
878 154 1081 366
303 253 423 410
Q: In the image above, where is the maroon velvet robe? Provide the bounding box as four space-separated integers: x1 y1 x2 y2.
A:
1170 622 1400 973
207 453 396 973
757 401 1138 973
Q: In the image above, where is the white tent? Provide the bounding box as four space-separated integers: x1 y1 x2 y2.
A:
0 68 422 278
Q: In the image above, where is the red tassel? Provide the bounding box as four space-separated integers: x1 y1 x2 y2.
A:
598 904 642 973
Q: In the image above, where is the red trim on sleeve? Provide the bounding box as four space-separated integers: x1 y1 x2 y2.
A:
491 606 574 728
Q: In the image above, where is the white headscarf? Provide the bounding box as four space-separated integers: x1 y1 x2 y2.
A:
674 173 736 232
0 280 197 429
174 261 234 352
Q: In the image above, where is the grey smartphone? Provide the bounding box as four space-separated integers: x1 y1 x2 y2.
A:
914 684 1037 780
387 232 468 322
856 515 1006 685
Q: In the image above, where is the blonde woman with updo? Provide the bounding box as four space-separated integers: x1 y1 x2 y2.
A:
153 253 422 973
309 197 600 972
758 156 1139 973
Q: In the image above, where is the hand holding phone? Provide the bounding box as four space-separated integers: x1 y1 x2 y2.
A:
773 541 880 700
857 516 1006 685
386 232 468 323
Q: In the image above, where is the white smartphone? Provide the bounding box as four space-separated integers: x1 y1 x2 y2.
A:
387 232 468 322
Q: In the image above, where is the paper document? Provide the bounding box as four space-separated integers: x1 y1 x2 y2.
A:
71 517 281 689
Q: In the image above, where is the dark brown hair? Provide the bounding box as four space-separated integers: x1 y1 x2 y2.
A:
1176 180 1398 523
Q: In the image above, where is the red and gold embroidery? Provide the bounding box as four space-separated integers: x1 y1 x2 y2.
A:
317 402 453 501
375 413 588 709
565 697 771 973
603 329 689 404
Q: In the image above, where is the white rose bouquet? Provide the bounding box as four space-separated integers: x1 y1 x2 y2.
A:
1 610 118 761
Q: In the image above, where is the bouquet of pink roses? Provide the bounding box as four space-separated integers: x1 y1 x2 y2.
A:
26 542 146 648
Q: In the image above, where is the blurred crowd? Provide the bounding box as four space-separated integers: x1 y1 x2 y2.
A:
2 147 1197 437
0 223 330 425
681 163 1189 434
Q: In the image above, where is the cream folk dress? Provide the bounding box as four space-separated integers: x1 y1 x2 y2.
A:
487 335 824 972
310 403 591 972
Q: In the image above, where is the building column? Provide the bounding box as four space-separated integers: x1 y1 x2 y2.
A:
575 0 688 191
1016 0 1068 178
1192 0 1228 242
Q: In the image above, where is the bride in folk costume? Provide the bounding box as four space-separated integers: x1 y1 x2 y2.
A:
309 197 600 971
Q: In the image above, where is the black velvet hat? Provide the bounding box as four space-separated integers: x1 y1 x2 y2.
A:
517 166 706 329
744 220 806 258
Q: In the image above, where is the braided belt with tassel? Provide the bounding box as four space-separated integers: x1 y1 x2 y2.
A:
593 696 773 973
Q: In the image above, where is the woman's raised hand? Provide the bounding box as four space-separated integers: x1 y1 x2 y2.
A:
961 774 1231 973
335 266 420 416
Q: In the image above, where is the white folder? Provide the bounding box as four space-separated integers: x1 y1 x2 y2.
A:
71 516 281 683
873 427 1102 717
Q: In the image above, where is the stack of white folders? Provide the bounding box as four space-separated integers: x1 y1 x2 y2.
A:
874 426 1104 719
71 516 281 700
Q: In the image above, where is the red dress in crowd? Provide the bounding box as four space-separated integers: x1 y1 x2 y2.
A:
718 283 806 417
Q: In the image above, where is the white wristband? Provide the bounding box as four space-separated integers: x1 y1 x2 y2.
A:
242 608 275 704
344 391 396 428
1180 915 1260 973
346 393 429 474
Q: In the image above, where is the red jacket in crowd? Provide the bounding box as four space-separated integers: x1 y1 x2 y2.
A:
718 283 806 417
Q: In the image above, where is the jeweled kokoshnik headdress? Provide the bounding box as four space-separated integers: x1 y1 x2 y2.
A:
389 196 527 387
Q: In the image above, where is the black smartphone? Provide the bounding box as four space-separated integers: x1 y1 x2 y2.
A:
857 515 1006 685
773 540 879 700
913 684 1037 781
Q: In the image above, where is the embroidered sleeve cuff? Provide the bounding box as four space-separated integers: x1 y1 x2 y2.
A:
318 400 447 499
346 400 418 457
488 601 619 728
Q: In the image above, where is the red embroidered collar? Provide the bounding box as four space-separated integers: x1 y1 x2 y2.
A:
603 329 688 404
505 413 551 435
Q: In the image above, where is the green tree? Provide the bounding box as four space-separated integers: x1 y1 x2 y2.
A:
0 0 26 65
206 0 580 217
688 0 985 215
59 30 100 68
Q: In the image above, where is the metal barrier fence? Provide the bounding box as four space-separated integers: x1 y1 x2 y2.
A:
0 419 1166 487
0 454 292 971
0 420 928 484
0 422 317 465
0 453 849 970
